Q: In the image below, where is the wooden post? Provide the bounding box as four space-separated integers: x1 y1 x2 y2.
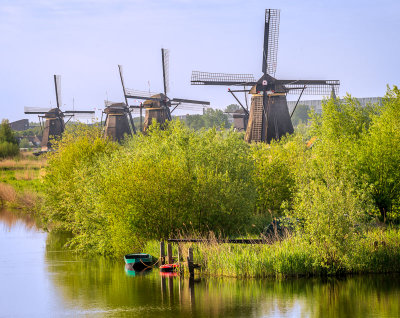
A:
160 241 165 265
167 243 173 264
177 245 183 274
177 245 182 262
187 247 194 278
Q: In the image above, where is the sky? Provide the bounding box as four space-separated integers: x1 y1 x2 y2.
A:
0 0 399 122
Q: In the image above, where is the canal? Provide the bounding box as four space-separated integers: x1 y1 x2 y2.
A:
0 209 399 318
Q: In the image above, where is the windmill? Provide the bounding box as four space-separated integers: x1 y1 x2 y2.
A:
119 48 210 132
191 9 340 143
24 75 95 151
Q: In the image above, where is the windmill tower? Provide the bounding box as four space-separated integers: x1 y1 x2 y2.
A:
24 75 95 151
119 48 210 132
100 65 137 142
191 9 340 143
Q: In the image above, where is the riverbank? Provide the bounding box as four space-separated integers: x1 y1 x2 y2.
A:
0 152 45 211
143 228 400 278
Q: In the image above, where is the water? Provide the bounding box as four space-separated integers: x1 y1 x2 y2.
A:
0 209 399 318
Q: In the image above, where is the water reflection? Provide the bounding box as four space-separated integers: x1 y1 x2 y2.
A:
1 210 399 318
44 231 400 318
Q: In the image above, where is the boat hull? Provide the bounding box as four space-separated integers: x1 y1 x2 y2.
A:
124 253 155 271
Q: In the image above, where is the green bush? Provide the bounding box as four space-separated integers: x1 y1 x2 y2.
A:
0 141 19 158
42 122 256 256
0 119 19 158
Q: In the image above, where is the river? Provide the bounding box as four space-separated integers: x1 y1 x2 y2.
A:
0 209 399 318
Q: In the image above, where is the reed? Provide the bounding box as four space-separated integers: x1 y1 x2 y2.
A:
0 183 17 204
0 158 46 170
143 229 400 278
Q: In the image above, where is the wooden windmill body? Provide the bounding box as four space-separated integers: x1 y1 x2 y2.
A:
103 103 135 142
191 9 340 143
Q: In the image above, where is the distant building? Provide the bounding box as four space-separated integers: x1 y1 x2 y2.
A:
287 97 383 114
10 119 29 131
232 110 248 132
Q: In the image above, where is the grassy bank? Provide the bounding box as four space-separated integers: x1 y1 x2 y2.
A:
0 151 45 210
144 228 400 277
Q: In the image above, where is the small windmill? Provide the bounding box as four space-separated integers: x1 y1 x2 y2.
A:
24 75 95 151
119 48 210 132
100 65 137 142
191 9 340 143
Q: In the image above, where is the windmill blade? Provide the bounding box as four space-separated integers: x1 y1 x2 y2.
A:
125 89 165 101
104 100 123 107
191 71 256 86
67 113 96 120
118 65 129 105
280 79 340 95
54 75 62 109
171 98 210 106
171 103 208 112
64 110 95 114
24 106 51 114
161 48 170 95
262 9 280 77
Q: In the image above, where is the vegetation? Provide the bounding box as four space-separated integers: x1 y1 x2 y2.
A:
291 104 312 126
0 152 45 209
185 108 230 130
34 85 400 276
0 119 19 158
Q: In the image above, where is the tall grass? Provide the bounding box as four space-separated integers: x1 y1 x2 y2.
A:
143 228 400 278
0 183 17 204
0 154 44 209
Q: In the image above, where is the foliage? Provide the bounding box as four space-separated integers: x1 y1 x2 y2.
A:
42 122 256 256
356 86 400 220
224 104 241 113
185 108 230 130
144 227 400 277
39 86 400 274
291 104 311 126
0 119 19 158
41 123 118 234
250 135 306 220
19 138 31 148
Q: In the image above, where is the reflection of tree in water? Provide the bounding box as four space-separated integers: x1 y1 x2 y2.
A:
44 232 400 317
0 209 36 230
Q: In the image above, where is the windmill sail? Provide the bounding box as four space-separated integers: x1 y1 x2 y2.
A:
118 65 129 106
54 75 62 109
161 48 169 95
191 71 256 86
262 9 280 76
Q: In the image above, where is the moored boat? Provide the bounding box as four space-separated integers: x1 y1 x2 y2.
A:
160 263 179 272
124 253 156 271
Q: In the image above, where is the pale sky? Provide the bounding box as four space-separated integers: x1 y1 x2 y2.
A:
1 0 399 122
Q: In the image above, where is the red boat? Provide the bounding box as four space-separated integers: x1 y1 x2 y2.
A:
160 264 179 272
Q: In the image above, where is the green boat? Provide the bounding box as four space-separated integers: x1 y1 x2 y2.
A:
124 253 156 271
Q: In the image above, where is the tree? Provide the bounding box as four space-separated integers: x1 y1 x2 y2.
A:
0 119 19 158
357 86 400 220
224 104 240 113
203 109 229 129
185 109 230 130
291 104 311 126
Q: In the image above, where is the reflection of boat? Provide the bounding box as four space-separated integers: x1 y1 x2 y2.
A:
160 263 179 273
124 265 153 277
160 271 178 277
124 253 156 271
